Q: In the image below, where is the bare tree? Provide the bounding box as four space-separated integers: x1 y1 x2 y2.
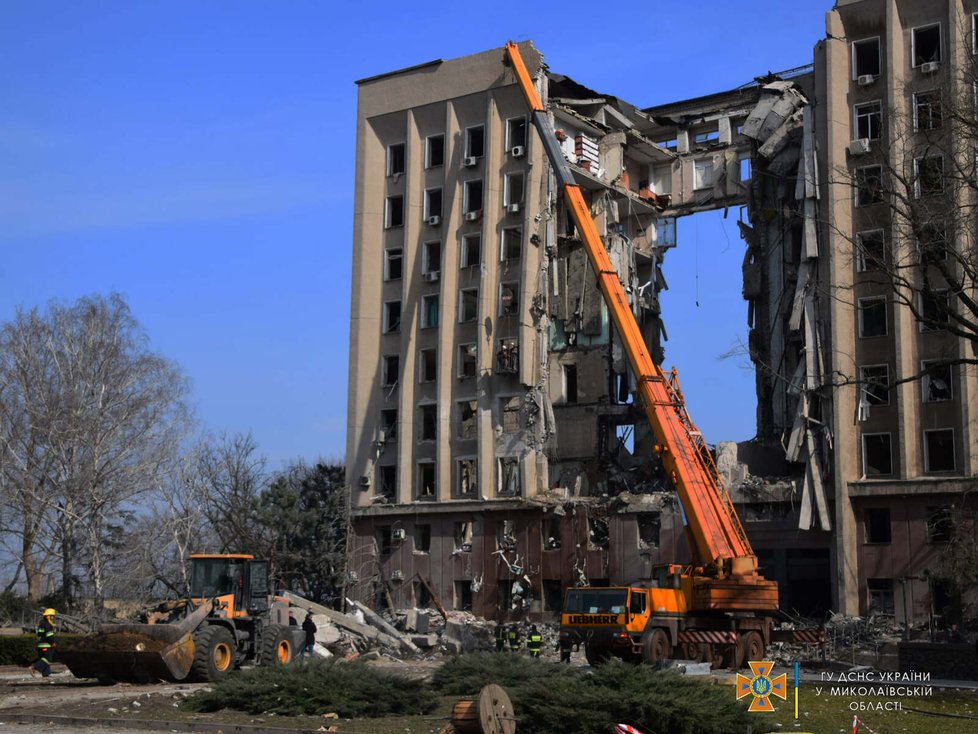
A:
0 294 191 607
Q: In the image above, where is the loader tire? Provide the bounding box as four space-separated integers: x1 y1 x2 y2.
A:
190 625 236 682
260 624 294 667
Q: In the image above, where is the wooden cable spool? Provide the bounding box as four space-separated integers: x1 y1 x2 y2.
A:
448 684 516 734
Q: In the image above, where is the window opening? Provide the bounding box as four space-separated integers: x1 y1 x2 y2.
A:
862 433 893 476
382 354 399 386
497 337 518 374
501 228 522 261
915 156 944 197
463 179 483 214
380 409 397 442
912 24 941 67
461 234 481 267
854 101 882 140
424 188 442 220
458 344 477 378
693 159 714 190
457 399 477 438
422 295 439 329
914 91 943 131
637 512 661 550
423 240 441 274
459 288 479 322
856 230 886 271
426 134 444 168
543 580 562 612
413 579 432 607
454 521 473 552
500 396 521 433
420 348 437 382
858 297 887 337
506 117 527 150
564 364 578 403
543 517 561 550
588 516 609 550
385 248 403 280
497 520 516 551
420 403 436 440
852 37 881 78
920 290 950 331
385 196 404 228
917 222 948 264
377 526 393 556
417 462 435 499
454 580 473 611
867 578 894 614
922 360 952 401
504 172 525 206
924 429 955 472
855 166 883 206
500 282 519 316
926 506 953 543
383 301 401 334
864 508 891 543
498 457 521 497
414 524 431 553
859 365 889 406
387 143 405 176
379 465 396 500
465 126 485 158
457 458 478 496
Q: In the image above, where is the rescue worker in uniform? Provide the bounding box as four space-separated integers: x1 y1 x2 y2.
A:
507 624 522 652
527 624 543 658
495 622 506 652
30 608 56 678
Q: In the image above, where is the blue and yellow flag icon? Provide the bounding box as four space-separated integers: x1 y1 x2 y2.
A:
736 661 787 712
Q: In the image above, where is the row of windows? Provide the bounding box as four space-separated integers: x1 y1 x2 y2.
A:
379 338 521 386
853 156 944 206
856 292 951 337
851 22 943 79
374 456 523 502
383 229 522 281
381 287 520 335
385 118 529 177
862 428 957 476
859 360 953 406
854 222 949 273
852 89 942 141
862 505 952 545
384 172 526 228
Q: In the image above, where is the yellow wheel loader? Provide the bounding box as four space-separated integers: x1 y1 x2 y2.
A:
59 554 296 683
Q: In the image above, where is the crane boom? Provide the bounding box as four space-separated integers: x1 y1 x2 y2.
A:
505 41 757 577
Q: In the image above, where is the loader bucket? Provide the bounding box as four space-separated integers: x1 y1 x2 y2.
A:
59 623 196 682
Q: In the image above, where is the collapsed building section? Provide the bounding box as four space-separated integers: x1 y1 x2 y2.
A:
345 42 833 621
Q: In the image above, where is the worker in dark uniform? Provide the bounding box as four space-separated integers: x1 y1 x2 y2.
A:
300 610 317 662
30 608 56 678
495 622 507 652
507 624 521 652
527 625 543 658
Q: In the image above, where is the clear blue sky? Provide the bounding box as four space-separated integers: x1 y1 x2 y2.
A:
0 1 831 470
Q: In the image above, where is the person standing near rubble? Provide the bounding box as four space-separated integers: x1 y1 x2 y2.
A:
300 610 317 662
30 608 56 678
527 625 542 658
507 624 521 652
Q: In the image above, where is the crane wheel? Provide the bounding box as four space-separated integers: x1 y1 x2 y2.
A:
740 631 764 667
584 644 610 666
641 628 672 665
190 625 236 682
260 624 294 667
679 641 710 664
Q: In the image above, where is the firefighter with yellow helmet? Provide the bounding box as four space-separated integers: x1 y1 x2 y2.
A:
30 608 56 678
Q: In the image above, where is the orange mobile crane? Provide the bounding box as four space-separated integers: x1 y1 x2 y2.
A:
504 42 811 668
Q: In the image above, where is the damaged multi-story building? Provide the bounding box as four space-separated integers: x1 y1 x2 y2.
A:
346 0 978 626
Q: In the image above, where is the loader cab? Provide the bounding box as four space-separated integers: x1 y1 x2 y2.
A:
189 554 270 618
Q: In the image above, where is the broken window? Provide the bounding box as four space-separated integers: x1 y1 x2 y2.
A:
454 521 473 552
385 247 403 280
656 137 678 151
504 172 524 207
506 117 527 151
497 520 516 550
385 195 404 228
543 517 561 551
463 179 483 215
499 282 519 316
454 581 473 611
862 433 893 476
500 396 521 433
465 126 484 158
424 188 442 220
377 525 393 556
922 360 952 402
383 301 401 334
914 156 944 197
694 129 719 145
379 465 396 500
864 507 891 544
564 363 578 403
413 579 432 607
854 101 882 140
912 23 941 67
457 399 477 439
417 461 435 499
458 343 477 379
456 458 478 497
421 294 439 329
497 338 519 374
854 165 883 206
914 91 942 131
382 354 399 386
422 240 441 275
380 409 398 442
924 429 955 472
859 365 890 406
501 227 522 261
852 37 881 78
498 457 521 497
919 290 950 331
693 159 714 190
857 297 887 337
739 156 751 182
458 288 478 322
917 222 948 264
637 512 661 550
419 348 437 382
543 580 563 612
496 579 513 611
419 403 436 440
588 515 609 550
867 578 894 615
426 134 444 168
856 230 886 272
926 506 953 543
414 524 431 553
461 233 481 268
387 143 405 176
657 217 677 248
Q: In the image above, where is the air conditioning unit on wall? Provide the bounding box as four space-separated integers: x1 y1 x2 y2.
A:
506 203 521 214
390 569 405 581
463 156 478 167
510 145 525 158
426 215 441 226
464 210 481 222
424 270 440 283
920 61 940 74
856 74 876 86
849 138 871 155
359 475 371 488
391 528 406 541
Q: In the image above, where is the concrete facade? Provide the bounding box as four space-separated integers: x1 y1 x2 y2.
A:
346 0 978 625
